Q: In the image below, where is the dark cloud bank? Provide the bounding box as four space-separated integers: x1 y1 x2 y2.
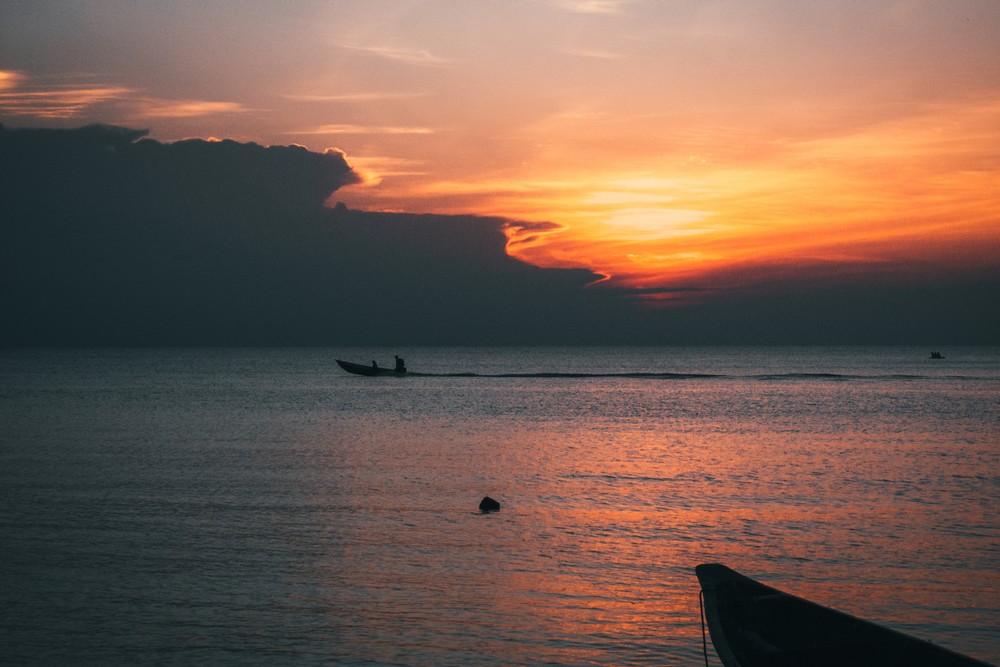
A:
1 124 996 346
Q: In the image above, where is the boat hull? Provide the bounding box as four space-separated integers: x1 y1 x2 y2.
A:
696 563 990 667
335 359 407 376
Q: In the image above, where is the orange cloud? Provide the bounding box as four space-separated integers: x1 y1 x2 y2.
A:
282 92 425 102
552 0 626 14
136 99 247 118
295 124 434 135
337 93 999 301
0 70 24 91
0 71 132 119
0 72 247 123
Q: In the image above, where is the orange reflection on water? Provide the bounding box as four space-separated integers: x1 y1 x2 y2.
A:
306 370 998 663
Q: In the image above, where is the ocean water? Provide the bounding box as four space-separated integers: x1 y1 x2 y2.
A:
1 346 997 665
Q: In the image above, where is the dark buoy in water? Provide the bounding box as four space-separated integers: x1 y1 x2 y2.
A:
479 496 500 512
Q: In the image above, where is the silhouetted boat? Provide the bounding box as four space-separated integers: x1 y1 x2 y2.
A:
930 351 945 359
335 359 407 376
696 564 990 667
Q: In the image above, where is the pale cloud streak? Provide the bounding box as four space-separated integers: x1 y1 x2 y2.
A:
282 92 425 103
551 0 627 14
560 47 625 60
0 71 132 119
338 44 451 67
136 99 247 118
0 71 246 122
294 124 434 135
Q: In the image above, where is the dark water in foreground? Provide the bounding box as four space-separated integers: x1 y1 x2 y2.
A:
2 347 998 665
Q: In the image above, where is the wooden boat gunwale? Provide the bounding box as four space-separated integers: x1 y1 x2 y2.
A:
695 563 992 667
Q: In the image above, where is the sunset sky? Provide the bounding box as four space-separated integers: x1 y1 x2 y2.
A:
2 0 998 302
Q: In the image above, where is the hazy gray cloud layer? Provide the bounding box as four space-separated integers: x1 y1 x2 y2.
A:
0 125 629 345
1 125 996 346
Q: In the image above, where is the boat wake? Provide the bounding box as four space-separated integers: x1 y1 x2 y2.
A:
411 371 720 379
402 371 987 381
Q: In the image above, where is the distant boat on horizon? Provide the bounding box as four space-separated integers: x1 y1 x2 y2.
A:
335 359 408 376
696 563 990 667
930 351 945 359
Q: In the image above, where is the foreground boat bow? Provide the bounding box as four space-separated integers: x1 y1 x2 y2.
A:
696 564 991 667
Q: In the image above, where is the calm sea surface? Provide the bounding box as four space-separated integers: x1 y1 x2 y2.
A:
2 347 998 665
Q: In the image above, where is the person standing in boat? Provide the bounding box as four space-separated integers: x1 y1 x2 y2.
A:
394 355 406 373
